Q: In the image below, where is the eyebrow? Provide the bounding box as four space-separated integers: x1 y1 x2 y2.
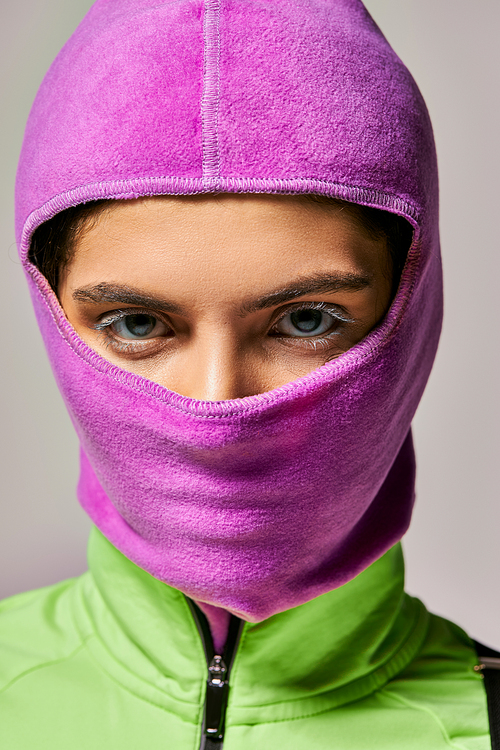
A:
72 272 371 316
239 272 371 314
72 283 186 315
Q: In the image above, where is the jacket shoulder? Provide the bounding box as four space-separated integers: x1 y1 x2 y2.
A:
0 575 88 691
377 610 490 749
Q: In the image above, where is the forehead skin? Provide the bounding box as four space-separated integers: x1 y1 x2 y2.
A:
61 193 391 302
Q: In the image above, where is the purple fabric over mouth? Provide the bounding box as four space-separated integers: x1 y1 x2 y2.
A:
15 0 442 625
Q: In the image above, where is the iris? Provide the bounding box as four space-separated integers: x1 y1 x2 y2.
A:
290 310 324 333
116 314 157 338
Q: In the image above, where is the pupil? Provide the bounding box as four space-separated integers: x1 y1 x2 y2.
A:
125 314 155 337
290 310 322 333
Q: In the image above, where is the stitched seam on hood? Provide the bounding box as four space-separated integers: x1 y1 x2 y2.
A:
202 0 221 189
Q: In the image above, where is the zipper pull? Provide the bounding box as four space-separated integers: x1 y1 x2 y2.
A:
204 655 229 741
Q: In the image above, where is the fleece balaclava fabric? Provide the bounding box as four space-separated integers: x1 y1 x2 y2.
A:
15 0 441 626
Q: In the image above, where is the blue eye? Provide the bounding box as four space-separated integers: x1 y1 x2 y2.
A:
274 308 341 338
111 314 165 339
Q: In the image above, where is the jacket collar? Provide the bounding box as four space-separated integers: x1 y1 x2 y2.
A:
76 527 428 723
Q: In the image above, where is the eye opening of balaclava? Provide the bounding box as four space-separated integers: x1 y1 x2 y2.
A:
28 195 414 301
15 0 442 622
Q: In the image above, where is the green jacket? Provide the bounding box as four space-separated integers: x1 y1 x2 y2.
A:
0 528 489 748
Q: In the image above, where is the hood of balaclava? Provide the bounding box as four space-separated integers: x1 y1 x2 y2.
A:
15 0 442 623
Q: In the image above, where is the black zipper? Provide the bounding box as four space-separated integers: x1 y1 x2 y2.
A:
187 599 244 750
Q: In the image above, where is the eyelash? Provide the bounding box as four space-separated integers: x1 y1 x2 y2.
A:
278 303 354 353
93 308 172 353
92 302 353 353
93 308 165 332
270 301 351 331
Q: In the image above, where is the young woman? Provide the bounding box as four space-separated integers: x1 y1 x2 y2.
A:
1 0 492 747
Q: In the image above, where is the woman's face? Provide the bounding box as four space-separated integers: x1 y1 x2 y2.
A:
58 194 393 400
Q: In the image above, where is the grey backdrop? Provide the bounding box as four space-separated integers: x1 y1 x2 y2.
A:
1 1 499 646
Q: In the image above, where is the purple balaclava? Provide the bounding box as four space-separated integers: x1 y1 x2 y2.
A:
15 0 441 625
